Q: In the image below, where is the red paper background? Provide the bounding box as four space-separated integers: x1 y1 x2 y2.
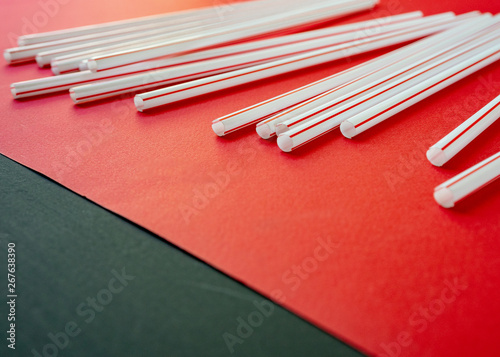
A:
1 1 499 356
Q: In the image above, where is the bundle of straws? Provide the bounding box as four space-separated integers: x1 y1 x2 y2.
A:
5 0 500 208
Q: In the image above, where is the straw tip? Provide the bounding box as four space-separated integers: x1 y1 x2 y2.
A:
51 62 60 75
35 55 46 68
277 135 293 153
427 147 448 167
275 123 289 136
87 59 97 72
434 187 455 208
256 123 272 139
79 60 89 71
10 85 17 99
134 96 144 112
69 89 78 104
212 121 226 137
340 121 356 139
4 50 12 64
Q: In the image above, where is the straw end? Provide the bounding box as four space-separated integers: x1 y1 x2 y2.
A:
4 50 12 65
10 85 18 99
87 59 98 73
212 121 226 137
275 123 289 136
35 55 46 68
256 123 272 139
51 62 60 75
79 60 89 71
434 187 455 208
277 135 293 153
134 96 145 112
69 89 78 104
427 147 448 167
340 121 356 139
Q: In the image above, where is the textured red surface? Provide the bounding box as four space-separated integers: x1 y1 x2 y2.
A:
1 1 499 356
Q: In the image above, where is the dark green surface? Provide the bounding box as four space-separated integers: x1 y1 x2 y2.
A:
0 154 365 357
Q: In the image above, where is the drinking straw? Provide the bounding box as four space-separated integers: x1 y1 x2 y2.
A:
17 13 421 100
427 94 500 166
16 0 280 46
6 17 225 65
273 16 499 151
278 29 500 151
134 15 461 113
87 0 377 72
340 39 500 139
259 14 489 139
34 0 310 69
434 151 500 208
213 13 480 136
70 13 432 104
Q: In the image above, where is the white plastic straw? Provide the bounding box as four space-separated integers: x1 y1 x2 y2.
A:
260 14 490 139
69 13 429 104
32 19 224 68
340 40 500 139
135 15 461 114
88 0 377 72
16 0 278 46
10 63 159 99
427 94 500 166
6 17 226 65
209 12 479 137
278 32 500 152
434 151 500 208
274 17 500 151
35 0 308 69
19 13 423 100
